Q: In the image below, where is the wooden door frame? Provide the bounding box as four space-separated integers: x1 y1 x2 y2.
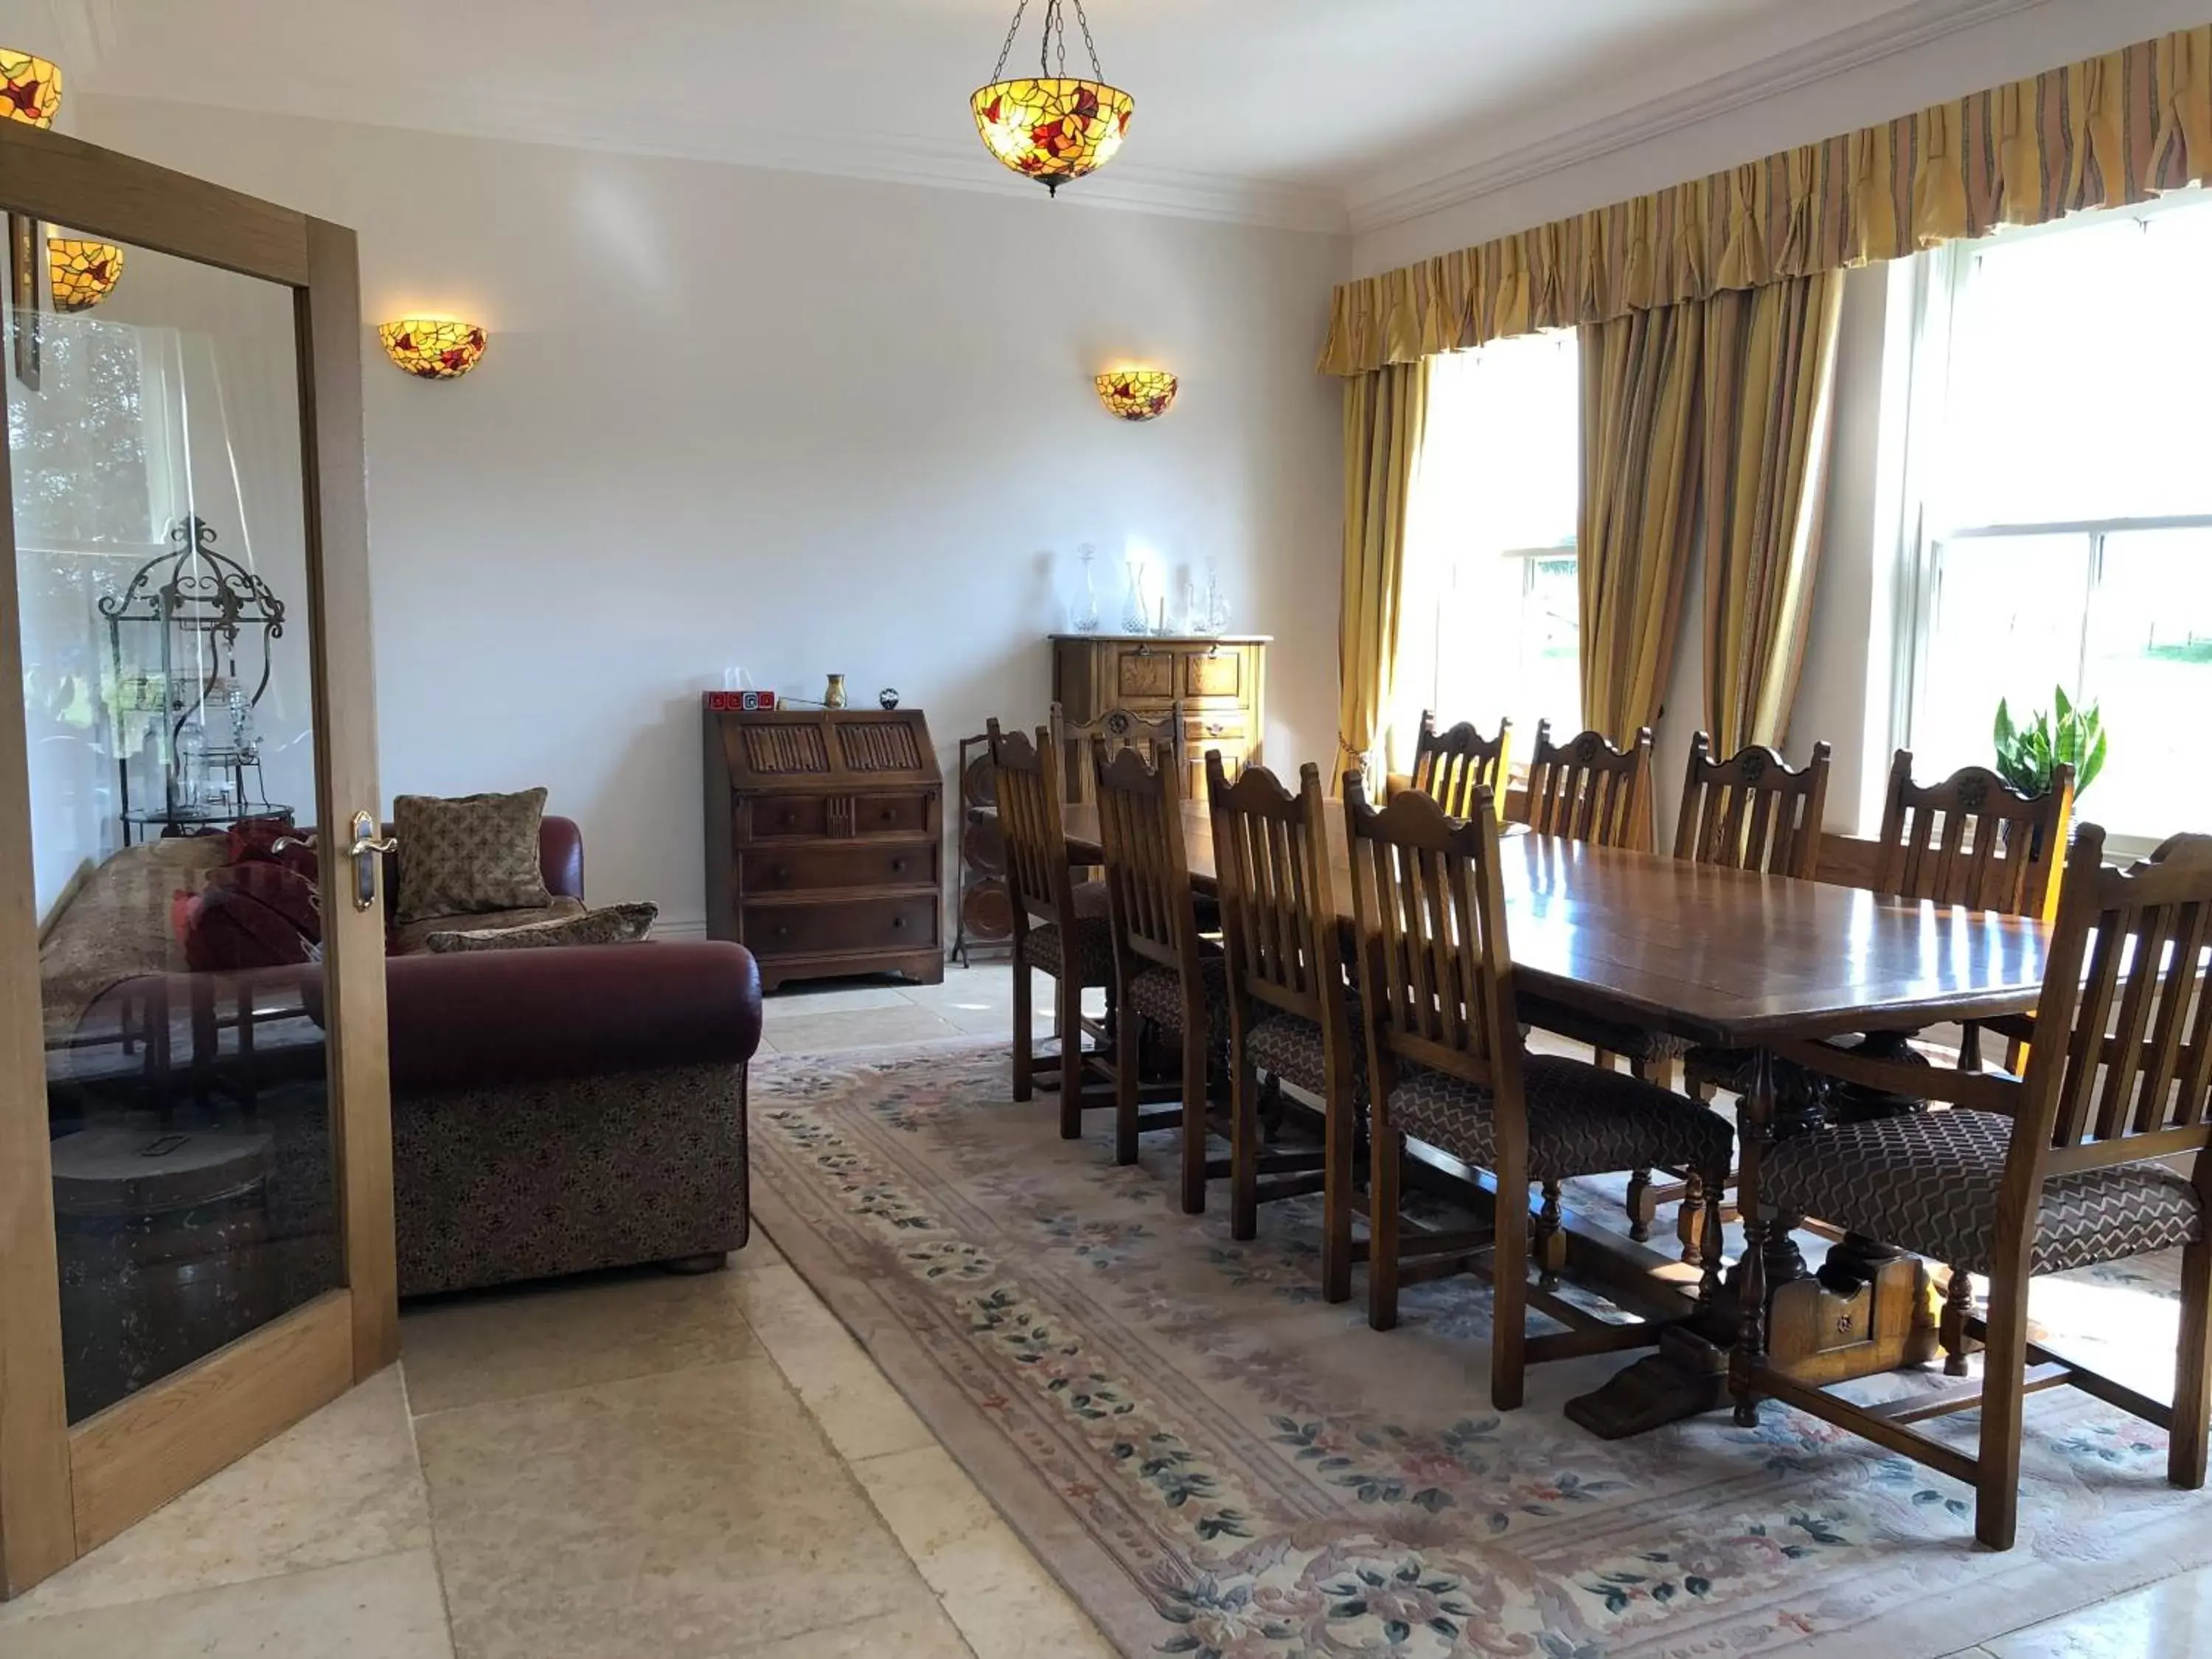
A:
0 120 393 1596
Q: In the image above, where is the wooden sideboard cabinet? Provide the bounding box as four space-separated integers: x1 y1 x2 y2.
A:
703 706 945 992
1048 633 1270 801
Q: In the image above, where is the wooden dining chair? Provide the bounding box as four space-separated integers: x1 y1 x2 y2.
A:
1093 743 1229 1181
1343 773 1731 1408
1051 700 1186 807
1522 720 1655 850
1405 710 1512 820
1734 828 2212 1551
1874 750 2076 919
1207 757 1346 1251
987 719 1116 1135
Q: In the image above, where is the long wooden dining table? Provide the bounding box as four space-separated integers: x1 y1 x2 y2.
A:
1060 799 2056 1434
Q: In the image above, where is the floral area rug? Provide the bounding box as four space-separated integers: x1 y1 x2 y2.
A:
749 1038 2212 1659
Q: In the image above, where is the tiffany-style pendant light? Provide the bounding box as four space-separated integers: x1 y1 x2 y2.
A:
971 0 1133 196
48 237 123 311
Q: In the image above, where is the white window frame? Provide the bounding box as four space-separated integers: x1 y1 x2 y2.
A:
1894 195 2212 861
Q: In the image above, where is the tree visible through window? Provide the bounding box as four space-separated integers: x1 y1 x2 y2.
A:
1907 193 2212 844
1395 330 1580 770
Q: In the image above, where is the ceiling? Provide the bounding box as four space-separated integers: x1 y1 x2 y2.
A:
17 0 2017 231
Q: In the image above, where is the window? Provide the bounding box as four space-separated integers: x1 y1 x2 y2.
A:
1394 330 1580 768
1905 193 2212 845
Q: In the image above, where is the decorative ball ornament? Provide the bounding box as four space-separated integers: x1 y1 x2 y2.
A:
1096 370 1177 422
47 238 123 311
973 0 1133 195
0 49 61 127
378 319 487 380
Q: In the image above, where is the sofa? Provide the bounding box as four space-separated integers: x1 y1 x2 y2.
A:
40 816 762 1301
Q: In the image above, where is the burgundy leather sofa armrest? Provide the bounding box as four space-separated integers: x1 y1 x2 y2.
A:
385 940 761 1092
539 816 585 901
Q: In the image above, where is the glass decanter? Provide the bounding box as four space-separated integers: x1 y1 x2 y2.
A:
1121 557 1150 635
1071 544 1102 633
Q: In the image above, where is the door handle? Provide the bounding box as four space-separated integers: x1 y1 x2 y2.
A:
347 810 399 912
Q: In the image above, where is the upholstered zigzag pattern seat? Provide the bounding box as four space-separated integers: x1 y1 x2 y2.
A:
1761 1107 2205 1278
1245 1009 1367 1102
1124 951 1232 1046
1025 882 1114 986
1389 1055 1731 1186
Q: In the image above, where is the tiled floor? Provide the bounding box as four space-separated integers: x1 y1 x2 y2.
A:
1 960 2204 1657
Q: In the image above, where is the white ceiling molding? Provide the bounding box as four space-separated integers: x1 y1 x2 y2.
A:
1344 0 2052 237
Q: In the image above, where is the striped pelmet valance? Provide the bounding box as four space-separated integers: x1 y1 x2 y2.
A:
1319 24 2212 376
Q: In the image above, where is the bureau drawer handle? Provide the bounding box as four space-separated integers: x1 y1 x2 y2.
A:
1206 723 1228 737
879 807 897 823
889 858 907 874
1133 642 1152 657
773 922 793 939
771 864 790 884
891 916 906 931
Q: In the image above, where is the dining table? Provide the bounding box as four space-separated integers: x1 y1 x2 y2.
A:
1060 799 2057 1435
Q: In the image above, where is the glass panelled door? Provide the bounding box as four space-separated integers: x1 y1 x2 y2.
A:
0 127 391 1594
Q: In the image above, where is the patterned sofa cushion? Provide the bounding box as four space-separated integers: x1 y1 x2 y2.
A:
1389 1054 1733 1186
393 787 552 924
389 897 588 956
1761 1107 2204 1277
422 902 658 953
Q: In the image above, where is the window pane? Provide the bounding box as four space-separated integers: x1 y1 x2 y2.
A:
1916 534 2090 779
2081 528 2212 838
1941 198 2212 526
1516 554 1581 739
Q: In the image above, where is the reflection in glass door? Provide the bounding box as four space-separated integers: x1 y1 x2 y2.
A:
10 239 339 1424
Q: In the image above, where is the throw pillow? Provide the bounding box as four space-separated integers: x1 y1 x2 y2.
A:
204 860 322 945
181 881 318 973
420 901 658 954
392 787 552 924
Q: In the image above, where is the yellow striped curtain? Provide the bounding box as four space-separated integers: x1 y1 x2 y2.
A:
1338 361 1430 792
1701 271 1846 754
1577 301 1703 744
1320 25 2212 377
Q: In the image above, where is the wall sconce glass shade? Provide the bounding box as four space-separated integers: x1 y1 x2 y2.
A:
47 238 122 311
971 78 1133 194
378 319 487 379
0 49 60 127
1096 370 1177 421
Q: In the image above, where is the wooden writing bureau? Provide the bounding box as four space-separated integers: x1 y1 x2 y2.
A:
703 706 945 991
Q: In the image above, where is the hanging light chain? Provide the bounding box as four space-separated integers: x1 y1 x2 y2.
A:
991 0 1031 80
995 0 1107 83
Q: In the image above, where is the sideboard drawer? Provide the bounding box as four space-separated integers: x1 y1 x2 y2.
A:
743 894 941 959
853 793 933 837
742 843 939 895
741 796 829 841
1183 647 1248 700
1114 647 1178 700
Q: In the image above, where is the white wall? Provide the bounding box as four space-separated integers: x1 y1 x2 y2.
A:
72 95 1349 932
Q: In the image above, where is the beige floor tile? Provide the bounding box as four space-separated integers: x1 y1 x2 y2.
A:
729 1261 852 1343
1989 1565 2212 1657
0 1366 430 1624
727 1602 975 1658
850 1447 1113 1659
0 1550 452 1658
417 1357 937 1659
766 1004 965 1054
762 984 916 1016
732 1228 787 1270
401 1268 763 1416
757 1320 938 1462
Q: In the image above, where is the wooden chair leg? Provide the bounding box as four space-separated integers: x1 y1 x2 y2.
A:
1731 1208 1769 1428
1012 959 1035 1102
1230 1051 1260 1242
1368 1129 1402 1332
1057 974 1085 1139
1697 1172 1723 1306
1113 1001 1141 1166
1492 1178 1529 1412
1181 1029 1211 1217
1677 1172 1704 1265
1533 1180 1563 1289
1941 1265 1975 1378
1626 1168 1654 1243
2173 1234 2212 1491
1320 1071 1354 1304
1975 1267 2030 1551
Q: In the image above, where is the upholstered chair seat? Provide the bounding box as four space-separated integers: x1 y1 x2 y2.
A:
1124 947 1231 1045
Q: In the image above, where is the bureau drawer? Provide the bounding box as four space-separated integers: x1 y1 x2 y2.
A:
1183 647 1248 700
852 793 933 836
1185 712 1248 748
1113 646 1178 700
742 842 938 895
742 795 830 841
742 894 941 958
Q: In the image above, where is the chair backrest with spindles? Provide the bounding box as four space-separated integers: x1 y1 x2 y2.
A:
2021 830 2212 1174
987 720 1074 938
1208 757 1344 1032
1407 711 1512 820
1876 751 2074 919
1342 773 1526 1119
1524 721 1655 850
1093 742 1202 982
1051 700 1186 806
1672 731 1833 880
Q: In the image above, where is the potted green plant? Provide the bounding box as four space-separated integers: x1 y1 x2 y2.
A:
1993 684 2107 804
